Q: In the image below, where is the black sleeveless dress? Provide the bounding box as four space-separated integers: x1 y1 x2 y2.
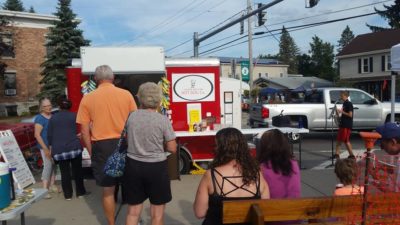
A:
202 168 261 225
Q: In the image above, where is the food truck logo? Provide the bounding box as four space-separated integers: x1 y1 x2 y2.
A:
173 74 214 102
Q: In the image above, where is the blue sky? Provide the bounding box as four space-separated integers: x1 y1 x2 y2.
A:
19 0 393 58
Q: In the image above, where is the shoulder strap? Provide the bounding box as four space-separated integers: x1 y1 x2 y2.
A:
211 168 224 195
117 112 133 153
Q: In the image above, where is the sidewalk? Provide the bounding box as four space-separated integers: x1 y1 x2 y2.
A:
4 169 337 225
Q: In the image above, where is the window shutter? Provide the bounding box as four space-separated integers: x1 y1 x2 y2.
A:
369 57 373 72
358 58 361 73
381 55 385 71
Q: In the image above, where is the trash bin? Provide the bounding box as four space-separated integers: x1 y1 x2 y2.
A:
0 162 11 209
5 105 18 117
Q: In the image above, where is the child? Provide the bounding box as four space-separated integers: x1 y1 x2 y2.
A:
334 158 364 196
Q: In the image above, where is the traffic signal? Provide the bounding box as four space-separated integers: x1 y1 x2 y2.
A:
240 20 244 35
257 3 266 26
306 0 319 8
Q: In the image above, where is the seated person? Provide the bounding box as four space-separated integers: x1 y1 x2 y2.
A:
193 127 270 225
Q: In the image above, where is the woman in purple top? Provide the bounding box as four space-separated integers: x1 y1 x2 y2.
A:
258 129 301 198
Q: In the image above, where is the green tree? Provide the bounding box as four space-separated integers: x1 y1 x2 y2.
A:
309 36 336 81
337 25 354 54
259 53 278 60
28 6 35 13
367 0 400 32
2 0 24 11
297 54 314 77
278 26 300 74
39 0 90 100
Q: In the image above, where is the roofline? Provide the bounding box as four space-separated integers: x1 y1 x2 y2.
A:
165 58 220 67
0 9 57 21
337 49 390 59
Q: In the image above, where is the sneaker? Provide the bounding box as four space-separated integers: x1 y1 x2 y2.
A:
77 192 91 199
44 193 52 199
332 154 340 160
65 198 72 201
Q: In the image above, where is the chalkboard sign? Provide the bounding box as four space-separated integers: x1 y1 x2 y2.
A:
0 130 35 189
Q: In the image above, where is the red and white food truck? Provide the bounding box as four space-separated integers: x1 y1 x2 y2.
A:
66 47 308 174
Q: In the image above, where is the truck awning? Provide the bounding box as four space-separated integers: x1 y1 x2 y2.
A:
80 46 166 75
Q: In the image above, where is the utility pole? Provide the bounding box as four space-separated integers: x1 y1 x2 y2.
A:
193 0 285 57
247 0 253 91
192 0 319 57
193 32 199 58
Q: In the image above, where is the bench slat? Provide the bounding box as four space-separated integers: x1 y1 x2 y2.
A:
223 193 400 224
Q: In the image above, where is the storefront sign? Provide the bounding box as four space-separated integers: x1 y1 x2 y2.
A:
172 73 215 102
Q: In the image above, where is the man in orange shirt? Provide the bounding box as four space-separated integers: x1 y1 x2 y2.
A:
77 65 137 225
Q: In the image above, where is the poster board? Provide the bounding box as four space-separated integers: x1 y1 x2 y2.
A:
0 130 35 189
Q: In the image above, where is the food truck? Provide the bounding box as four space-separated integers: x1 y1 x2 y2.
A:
66 46 246 174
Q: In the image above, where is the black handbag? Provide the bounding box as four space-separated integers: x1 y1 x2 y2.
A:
103 117 129 178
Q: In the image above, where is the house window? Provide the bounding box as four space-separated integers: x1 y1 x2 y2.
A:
280 73 283 77
258 73 261 78
382 55 391 71
0 33 15 58
363 58 369 73
4 72 16 96
265 73 268 77
358 57 373 73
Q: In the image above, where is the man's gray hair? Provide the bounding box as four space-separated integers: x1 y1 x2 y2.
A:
94 65 114 81
137 82 162 109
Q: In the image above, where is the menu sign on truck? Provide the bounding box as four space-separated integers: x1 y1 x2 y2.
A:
172 73 215 102
0 130 35 189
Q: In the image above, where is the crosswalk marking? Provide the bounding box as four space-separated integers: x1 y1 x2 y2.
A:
310 149 380 170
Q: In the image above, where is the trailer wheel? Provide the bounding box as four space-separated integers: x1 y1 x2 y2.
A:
179 150 191 174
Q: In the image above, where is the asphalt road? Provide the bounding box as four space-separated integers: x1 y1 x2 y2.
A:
241 111 382 170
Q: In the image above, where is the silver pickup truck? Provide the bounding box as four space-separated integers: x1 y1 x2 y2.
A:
249 87 400 130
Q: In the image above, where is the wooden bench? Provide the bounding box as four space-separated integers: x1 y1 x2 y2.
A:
223 192 400 224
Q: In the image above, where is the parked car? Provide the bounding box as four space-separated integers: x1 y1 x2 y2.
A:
249 87 400 130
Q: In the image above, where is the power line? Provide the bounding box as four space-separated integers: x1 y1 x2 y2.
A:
166 38 193 52
200 35 248 55
167 0 390 55
263 25 279 43
202 33 243 48
200 9 246 35
153 0 228 40
167 6 245 53
199 11 379 56
170 33 244 56
169 0 389 56
256 0 392 29
120 0 208 46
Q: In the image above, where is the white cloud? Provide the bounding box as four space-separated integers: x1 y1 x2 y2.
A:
21 0 393 57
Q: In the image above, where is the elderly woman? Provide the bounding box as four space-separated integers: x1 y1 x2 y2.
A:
34 97 58 199
123 82 177 225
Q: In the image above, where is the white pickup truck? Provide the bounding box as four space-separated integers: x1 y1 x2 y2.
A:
249 87 400 130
